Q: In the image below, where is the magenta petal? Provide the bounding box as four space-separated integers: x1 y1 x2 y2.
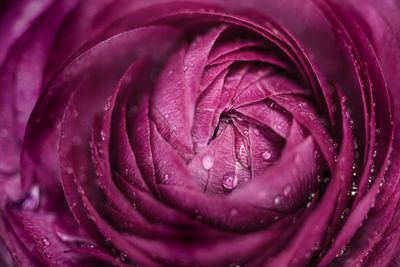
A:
1 0 399 266
230 136 318 212
191 68 229 153
114 174 201 229
149 121 197 188
235 101 292 138
5 208 84 266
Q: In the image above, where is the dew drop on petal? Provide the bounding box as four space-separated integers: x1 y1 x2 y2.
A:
41 237 49 246
21 185 40 211
222 173 238 190
202 155 214 170
163 174 169 182
274 195 283 205
239 144 248 157
283 185 292 196
350 185 358 197
100 131 106 141
336 246 349 257
164 114 170 119
261 150 272 161
119 253 128 262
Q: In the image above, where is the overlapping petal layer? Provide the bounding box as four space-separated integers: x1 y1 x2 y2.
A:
0 0 398 266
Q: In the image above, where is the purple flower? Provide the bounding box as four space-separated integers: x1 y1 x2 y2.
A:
0 0 399 266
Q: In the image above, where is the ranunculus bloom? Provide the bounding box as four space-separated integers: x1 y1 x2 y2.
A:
1 0 399 266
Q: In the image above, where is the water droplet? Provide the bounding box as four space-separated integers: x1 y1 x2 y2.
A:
222 173 238 190
244 177 249 183
336 246 349 257
368 231 379 244
163 174 169 182
283 185 292 196
376 129 381 135
274 195 283 205
243 130 249 136
100 131 106 141
119 253 128 262
239 144 247 157
253 128 260 135
172 125 177 130
202 155 214 170
124 168 129 175
21 185 40 211
333 142 338 148
307 114 314 120
164 114 170 119
350 185 358 197
342 96 347 103
104 102 111 111
41 237 49 246
261 150 272 161
183 65 188 72
66 167 73 174
168 70 174 75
